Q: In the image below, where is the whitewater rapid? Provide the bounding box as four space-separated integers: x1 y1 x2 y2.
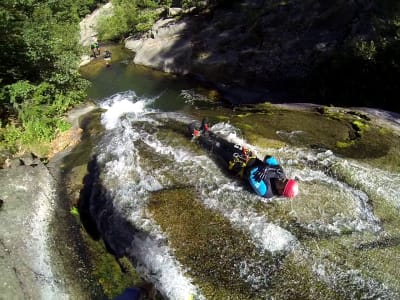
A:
91 91 400 299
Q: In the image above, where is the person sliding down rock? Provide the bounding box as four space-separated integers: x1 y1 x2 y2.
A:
189 118 299 199
247 155 299 199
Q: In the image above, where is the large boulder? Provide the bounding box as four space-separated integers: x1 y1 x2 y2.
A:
126 18 193 74
125 1 381 102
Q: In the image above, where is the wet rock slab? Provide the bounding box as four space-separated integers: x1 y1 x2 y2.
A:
0 161 65 298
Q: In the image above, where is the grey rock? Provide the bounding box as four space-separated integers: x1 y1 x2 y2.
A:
9 158 23 168
0 160 90 298
125 0 383 102
0 163 61 298
20 152 41 166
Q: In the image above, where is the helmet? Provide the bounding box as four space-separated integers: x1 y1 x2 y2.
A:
282 179 299 198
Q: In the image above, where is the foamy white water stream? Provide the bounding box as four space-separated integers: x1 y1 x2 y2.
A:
92 91 400 299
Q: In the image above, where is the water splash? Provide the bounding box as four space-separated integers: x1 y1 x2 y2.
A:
335 160 400 209
310 254 399 299
91 91 400 298
100 91 158 130
96 93 204 299
271 147 384 234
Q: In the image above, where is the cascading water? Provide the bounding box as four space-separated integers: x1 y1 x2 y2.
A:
81 90 400 299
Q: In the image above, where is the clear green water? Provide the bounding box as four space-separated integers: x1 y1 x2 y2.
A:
80 44 207 112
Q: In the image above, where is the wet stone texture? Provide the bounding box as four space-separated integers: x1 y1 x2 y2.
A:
149 188 281 299
0 162 66 299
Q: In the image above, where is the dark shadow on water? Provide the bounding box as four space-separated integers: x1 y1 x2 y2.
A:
78 155 102 240
77 155 165 299
78 155 139 259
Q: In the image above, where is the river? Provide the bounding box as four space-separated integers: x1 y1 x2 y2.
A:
73 46 400 299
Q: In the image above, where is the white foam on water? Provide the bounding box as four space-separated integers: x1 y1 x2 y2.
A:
137 123 298 254
210 122 257 152
201 184 298 253
100 91 158 130
265 140 400 298
199 129 382 235
29 175 69 299
95 96 400 298
311 257 399 299
269 147 384 233
336 160 400 209
132 234 204 300
98 93 205 299
295 167 381 233
98 100 299 294
183 122 380 245
281 146 400 210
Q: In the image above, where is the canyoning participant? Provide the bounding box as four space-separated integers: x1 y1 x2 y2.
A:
188 118 299 199
90 42 97 58
246 154 299 198
94 41 100 55
104 49 112 67
104 49 111 59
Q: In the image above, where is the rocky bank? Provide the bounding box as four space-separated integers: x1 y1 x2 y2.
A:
0 155 62 299
79 1 397 108
125 0 386 104
0 104 97 299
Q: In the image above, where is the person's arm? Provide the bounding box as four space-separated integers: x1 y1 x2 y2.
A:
254 155 286 181
248 165 274 198
262 178 274 198
253 165 284 181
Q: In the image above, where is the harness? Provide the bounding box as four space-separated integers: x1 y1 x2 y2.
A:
228 145 256 177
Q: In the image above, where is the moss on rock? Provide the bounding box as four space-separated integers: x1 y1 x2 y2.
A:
149 187 280 299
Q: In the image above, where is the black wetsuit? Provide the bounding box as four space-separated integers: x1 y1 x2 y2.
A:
191 127 284 198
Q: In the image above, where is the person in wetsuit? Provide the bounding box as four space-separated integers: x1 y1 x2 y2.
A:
189 118 299 199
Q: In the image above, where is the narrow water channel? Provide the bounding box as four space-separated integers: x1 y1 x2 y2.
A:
74 46 400 299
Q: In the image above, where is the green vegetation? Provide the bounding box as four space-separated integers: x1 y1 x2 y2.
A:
3 0 399 157
87 238 142 298
0 0 109 156
96 0 162 41
95 0 245 41
0 0 228 156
